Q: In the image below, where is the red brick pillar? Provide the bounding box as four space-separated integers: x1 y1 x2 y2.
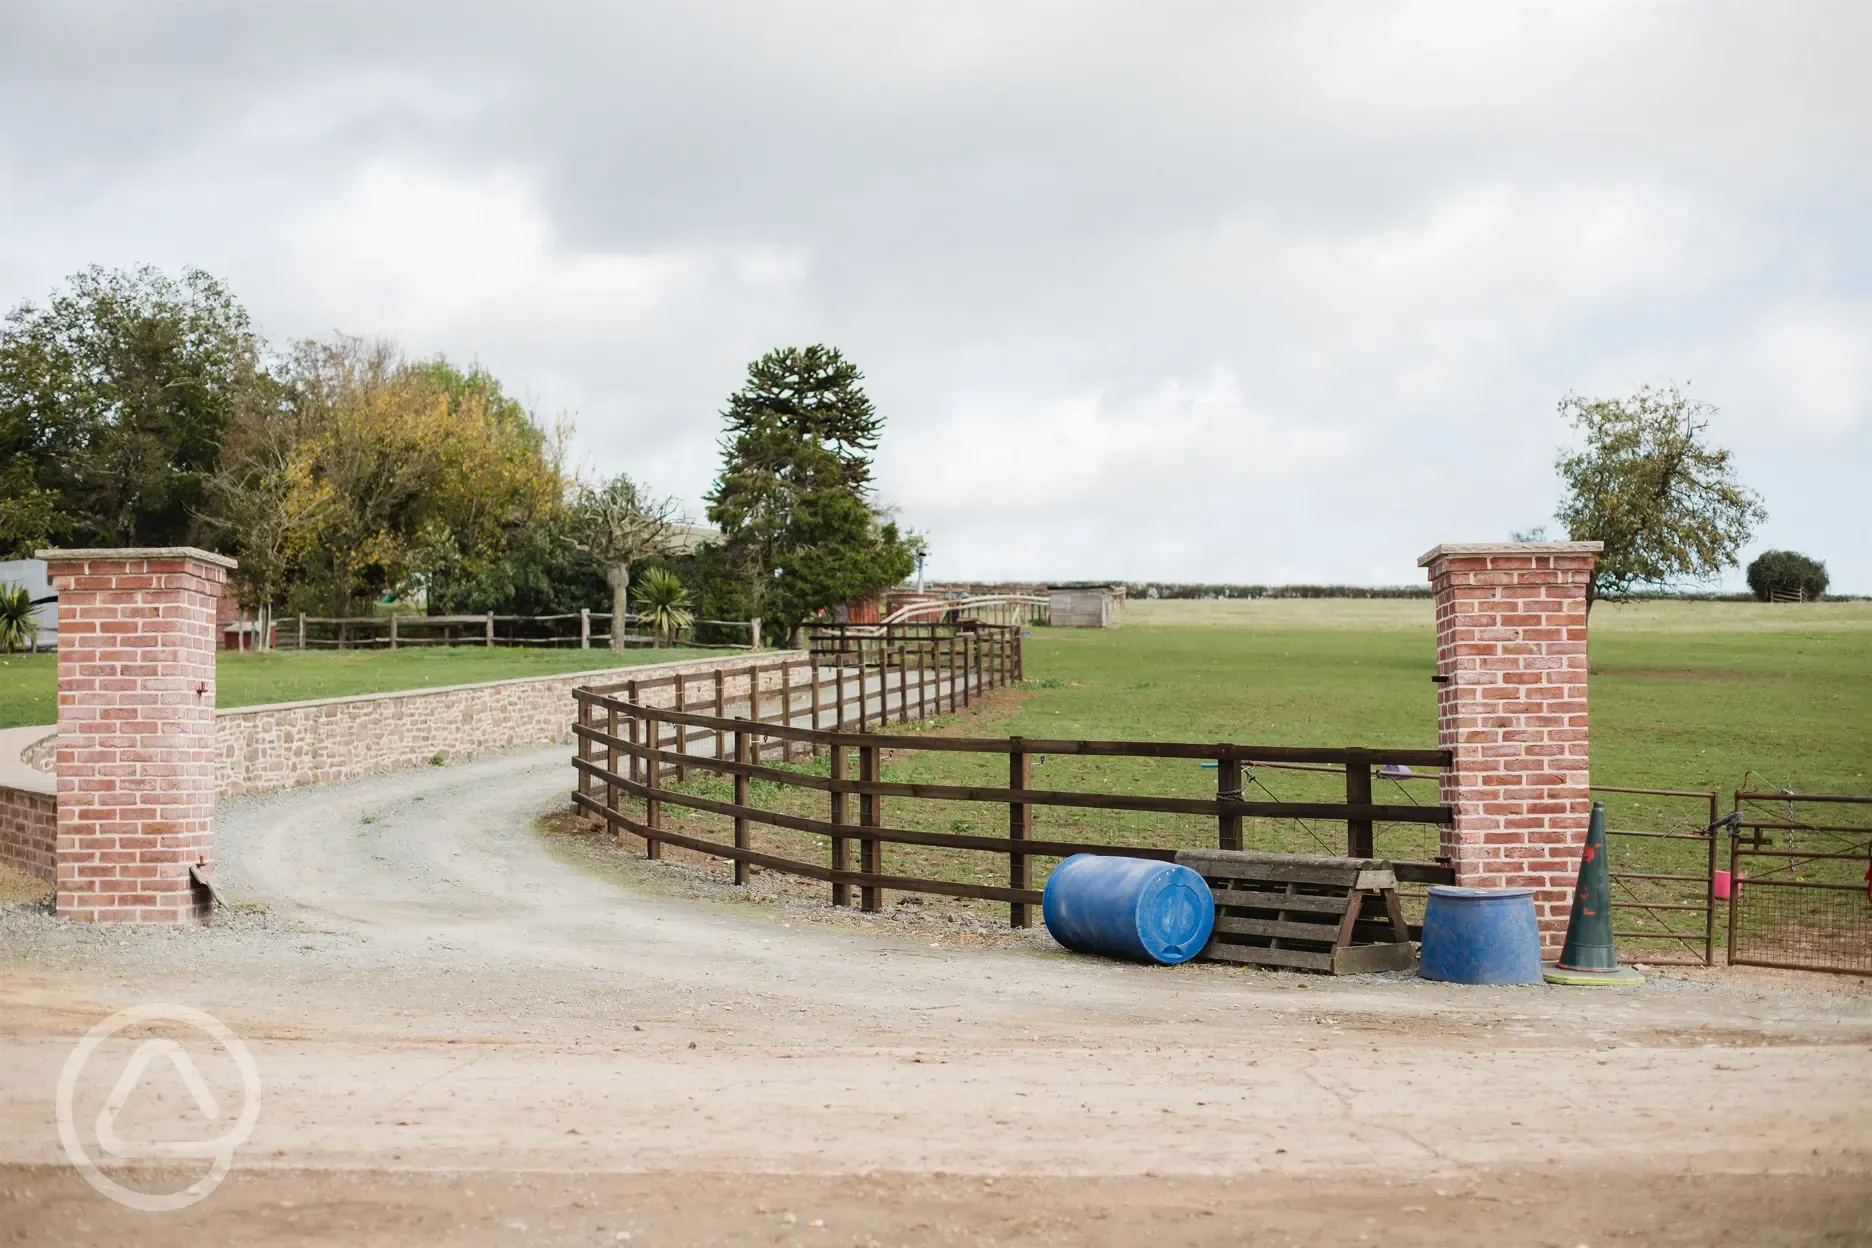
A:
1418 542 1601 951
38 547 235 924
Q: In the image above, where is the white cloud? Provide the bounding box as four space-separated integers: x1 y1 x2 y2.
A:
2 1 1870 588
1722 302 1872 437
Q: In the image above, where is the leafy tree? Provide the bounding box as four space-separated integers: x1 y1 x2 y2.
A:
705 346 919 635
631 566 694 646
1553 385 1765 607
428 510 610 617
1746 550 1828 602
570 474 686 651
247 338 564 616
0 265 273 553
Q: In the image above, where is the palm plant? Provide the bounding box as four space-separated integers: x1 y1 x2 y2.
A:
631 567 694 647
0 582 41 654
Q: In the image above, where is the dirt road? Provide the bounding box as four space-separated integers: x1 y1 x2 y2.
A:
3 745 1870 1245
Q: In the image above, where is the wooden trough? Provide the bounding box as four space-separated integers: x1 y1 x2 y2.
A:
1175 848 1417 975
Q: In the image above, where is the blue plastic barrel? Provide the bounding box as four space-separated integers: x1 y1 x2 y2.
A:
1418 886 1542 985
1041 854 1215 965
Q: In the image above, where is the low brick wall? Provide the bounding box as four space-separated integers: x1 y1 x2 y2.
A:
0 726 58 882
0 784 56 881
212 652 812 798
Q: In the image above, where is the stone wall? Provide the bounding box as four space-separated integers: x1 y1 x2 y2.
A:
5 653 813 879
212 652 812 798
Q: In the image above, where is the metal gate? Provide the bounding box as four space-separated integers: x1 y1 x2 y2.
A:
1594 785 1721 967
1728 792 1872 976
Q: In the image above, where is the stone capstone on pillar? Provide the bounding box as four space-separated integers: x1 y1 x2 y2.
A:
36 546 236 924
1418 541 1602 950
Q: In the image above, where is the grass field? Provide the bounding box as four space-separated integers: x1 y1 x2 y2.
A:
0 646 717 730
625 598 1871 938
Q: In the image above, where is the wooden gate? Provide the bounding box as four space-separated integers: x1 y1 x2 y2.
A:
1728 792 1872 976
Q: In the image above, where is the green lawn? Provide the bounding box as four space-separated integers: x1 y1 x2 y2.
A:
0 646 719 730
633 598 1870 927
1011 598 1872 798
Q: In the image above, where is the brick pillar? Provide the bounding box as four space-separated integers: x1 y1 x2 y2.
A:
1418 542 1602 951
38 547 236 924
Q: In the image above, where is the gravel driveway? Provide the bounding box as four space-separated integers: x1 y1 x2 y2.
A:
4 745 1870 1245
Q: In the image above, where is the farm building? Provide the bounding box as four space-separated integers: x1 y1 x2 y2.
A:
1048 584 1123 628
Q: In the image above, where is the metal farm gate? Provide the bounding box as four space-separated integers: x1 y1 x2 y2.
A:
1728 792 1872 976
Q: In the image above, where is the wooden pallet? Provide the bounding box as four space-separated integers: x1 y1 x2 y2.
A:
1175 848 1416 975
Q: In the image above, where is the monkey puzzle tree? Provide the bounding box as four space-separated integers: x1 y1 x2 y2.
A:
705 346 918 637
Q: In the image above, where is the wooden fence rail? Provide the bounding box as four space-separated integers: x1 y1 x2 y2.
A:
570 642 1453 927
278 610 756 651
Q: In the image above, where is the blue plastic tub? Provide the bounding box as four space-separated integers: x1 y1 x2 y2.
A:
1041 854 1214 965
1419 886 1543 985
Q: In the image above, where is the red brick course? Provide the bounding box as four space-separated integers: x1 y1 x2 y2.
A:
1419 542 1602 951
38 548 235 924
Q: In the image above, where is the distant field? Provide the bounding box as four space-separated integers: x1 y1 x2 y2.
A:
1038 597 1872 795
634 597 1871 920
0 646 717 731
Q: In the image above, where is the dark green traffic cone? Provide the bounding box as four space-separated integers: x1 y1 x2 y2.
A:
1544 802 1642 986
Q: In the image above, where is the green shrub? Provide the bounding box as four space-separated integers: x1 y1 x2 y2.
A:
1746 550 1828 602
0 582 40 653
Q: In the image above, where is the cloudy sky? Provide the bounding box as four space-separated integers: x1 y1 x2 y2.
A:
4 2 1869 589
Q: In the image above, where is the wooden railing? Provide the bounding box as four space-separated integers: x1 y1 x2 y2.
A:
880 595 1050 627
277 611 756 651
806 621 1024 694
570 671 1453 927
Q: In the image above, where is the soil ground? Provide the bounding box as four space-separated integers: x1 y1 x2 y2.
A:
3 745 1870 1245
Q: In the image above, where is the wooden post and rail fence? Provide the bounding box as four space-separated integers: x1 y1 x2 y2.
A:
571 629 1457 930
275 610 758 651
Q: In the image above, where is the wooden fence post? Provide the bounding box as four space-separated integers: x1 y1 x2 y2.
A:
389 614 399 650
733 726 750 886
1013 627 1023 682
781 660 794 756
626 679 641 784
835 652 848 730
810 662 824 755
1346 755 1374 858
750 617 761 650
485 611 494 647
674 675 688 782
857 650 870 733
1218 756 1242 851
829 745 850 908
606 703 619 824
575 693 592 802
642 705 663 859
714 668 727 761
917 643 928 722
580 608 590 649
1010 740 1031 928
297 613 306 650
859 743 882 912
